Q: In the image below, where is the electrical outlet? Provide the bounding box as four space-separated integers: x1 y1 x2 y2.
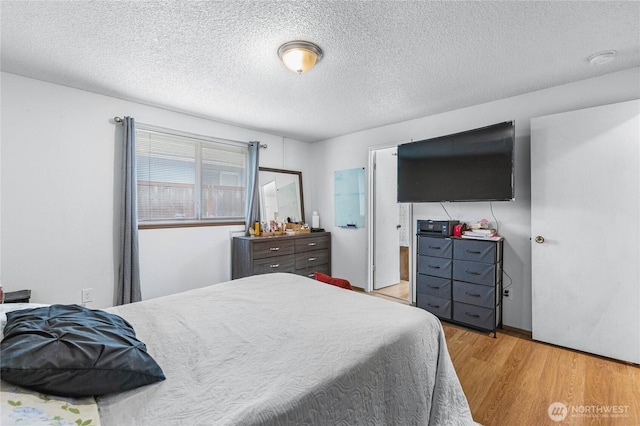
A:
81 288 93 303
503 289 510 298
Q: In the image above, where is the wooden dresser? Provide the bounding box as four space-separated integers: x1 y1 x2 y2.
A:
232 232 331 279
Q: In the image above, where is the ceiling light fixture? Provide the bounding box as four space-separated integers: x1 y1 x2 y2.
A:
587 50 616 66
278 41 323 74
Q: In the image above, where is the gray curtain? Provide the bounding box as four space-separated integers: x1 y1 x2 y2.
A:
117 116 142 304
245 141 261 235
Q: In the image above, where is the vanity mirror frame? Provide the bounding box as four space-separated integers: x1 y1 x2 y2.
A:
258 167 305 224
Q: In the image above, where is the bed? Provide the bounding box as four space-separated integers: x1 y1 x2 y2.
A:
2 273 476 425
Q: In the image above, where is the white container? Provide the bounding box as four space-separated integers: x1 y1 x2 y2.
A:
311 211 320 228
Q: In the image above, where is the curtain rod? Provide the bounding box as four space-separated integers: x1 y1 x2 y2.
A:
113 116 267 149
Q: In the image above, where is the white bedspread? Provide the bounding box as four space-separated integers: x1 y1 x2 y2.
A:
99 273 475 425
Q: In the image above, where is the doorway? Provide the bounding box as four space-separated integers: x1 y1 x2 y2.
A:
368 146 412 303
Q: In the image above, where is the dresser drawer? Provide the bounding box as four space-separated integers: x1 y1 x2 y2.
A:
295 235 330 253
417 294 452 319
296 264 330 279
418 237 452 259
252 239 295 259
452 281 495 309
453 239 499 263
453 302 495 331
453 260 499 286
252 255 295 275
416 275 451 299
418 255 452 279
295 249 329 270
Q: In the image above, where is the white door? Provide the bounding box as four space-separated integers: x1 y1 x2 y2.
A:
373 147 400 290
531 99 640 364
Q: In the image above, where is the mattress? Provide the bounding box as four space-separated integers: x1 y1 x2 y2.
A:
97 273 475 425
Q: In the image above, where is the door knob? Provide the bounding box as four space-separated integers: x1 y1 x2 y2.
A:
535 236 545 244
396 224 402 229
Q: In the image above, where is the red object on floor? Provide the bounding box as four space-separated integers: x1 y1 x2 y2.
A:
313 272 353 290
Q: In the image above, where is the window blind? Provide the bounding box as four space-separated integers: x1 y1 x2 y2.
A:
135 128 248 223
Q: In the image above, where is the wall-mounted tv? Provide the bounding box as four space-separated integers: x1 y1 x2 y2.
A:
397 121 515 202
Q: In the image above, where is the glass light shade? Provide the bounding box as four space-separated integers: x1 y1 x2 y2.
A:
281 48 318 73
278 41 323 74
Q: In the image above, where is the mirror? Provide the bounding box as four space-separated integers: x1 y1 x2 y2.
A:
259 167 305 224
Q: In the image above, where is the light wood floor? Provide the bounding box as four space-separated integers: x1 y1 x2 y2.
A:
442 323 640 426
364 285 640 424
371 280 409 301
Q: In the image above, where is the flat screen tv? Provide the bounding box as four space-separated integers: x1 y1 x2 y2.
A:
397 121 515 202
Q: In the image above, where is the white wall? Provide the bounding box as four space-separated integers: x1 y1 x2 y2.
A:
3 68 639 330
0 73 3 285
0 73 311 308
311 67 640 331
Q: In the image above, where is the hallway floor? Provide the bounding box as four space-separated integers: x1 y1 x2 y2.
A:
372 280 410 303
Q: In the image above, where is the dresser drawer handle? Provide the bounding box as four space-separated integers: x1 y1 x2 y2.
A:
465 292 481 297
465 312 481 318
269 247 280 251
308 257 317 261
427 303 441 309
465 270 481 275
269 264 280 268
428 285 441 289
308 242 317 246
428 265 441 269
428 245 441 249
466 250 482 254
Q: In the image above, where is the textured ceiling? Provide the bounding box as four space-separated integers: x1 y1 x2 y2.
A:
1 1 639 142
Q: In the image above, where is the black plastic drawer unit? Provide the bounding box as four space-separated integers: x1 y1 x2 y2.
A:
416 232 503 337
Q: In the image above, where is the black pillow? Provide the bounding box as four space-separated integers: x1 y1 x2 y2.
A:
0 304 165 397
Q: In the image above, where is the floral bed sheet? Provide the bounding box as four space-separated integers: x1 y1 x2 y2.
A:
1 380 100 426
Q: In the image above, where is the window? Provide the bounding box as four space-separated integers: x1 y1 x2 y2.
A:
135 127 248 226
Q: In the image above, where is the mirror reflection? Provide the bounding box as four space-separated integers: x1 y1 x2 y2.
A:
259 167 305 224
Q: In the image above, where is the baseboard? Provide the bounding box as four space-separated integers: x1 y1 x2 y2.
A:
500 324 532 339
